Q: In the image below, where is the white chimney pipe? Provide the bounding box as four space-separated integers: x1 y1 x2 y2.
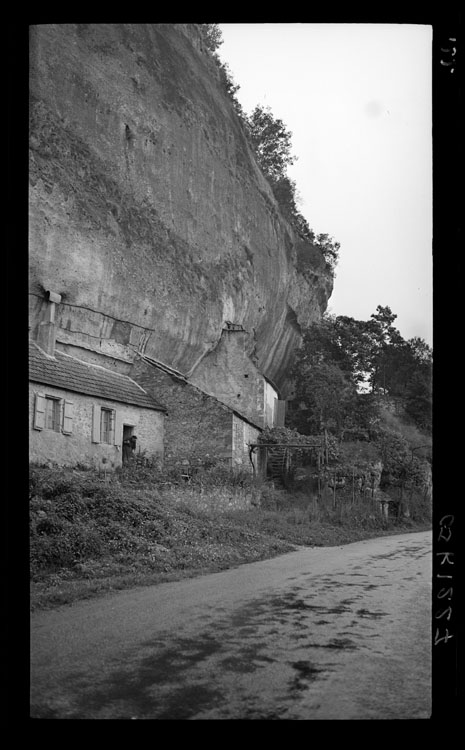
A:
37 290 61 355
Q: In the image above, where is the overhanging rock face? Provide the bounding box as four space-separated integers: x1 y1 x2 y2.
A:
29 23 333 395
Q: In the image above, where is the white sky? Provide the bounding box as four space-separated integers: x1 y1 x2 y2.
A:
218 23 433 346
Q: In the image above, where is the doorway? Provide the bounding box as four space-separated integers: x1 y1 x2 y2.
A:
122 424 135 465
123 425 134 442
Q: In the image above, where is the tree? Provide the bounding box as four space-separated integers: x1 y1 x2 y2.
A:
290 309 433 437
314 233 340 271
199 24 223 53
403 367 432 433
289 359 357 436
246 105 296 182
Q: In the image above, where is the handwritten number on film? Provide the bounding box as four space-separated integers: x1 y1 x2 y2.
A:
434 515 454 645
440 38 456 73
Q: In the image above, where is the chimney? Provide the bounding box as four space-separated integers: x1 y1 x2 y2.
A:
37 290 61 356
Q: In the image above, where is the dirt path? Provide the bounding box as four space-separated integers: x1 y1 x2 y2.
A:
30 531 431 719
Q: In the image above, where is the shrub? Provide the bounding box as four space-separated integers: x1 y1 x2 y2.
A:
30 520 103 570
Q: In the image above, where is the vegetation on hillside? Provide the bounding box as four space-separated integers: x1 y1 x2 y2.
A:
30 454 431 611
285 305 432 519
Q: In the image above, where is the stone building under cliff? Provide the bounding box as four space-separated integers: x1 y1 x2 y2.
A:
29 297 283 473
28 24 332 472
130 323 286 473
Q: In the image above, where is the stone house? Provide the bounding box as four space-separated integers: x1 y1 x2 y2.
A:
130 354 265 474
29 294 282 474
125 323 286 475
29 339 166 470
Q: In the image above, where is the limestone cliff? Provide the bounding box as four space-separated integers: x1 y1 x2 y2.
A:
29 23 333 393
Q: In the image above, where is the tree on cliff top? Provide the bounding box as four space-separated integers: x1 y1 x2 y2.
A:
246 105 297 182
246 106 339 270
199 24 223 53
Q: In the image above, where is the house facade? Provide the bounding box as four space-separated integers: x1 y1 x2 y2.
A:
29 340 166 470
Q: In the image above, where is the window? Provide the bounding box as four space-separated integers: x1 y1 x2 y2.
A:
92 405 121 445
100 408 114 444
33 393 74 434
45 397 61 432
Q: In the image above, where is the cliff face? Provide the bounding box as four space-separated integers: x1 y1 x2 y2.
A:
29 24 333 393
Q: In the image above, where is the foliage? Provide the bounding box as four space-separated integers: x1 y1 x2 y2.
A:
313 234 340 271
246 105 296 181
198 23 224 53
30 464 430 609
289 306 432 436
375 426 431 497
271 177 314 241
289 358 357 437
258 425 312 445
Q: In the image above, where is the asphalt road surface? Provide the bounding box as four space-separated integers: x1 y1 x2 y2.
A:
30 530 432 720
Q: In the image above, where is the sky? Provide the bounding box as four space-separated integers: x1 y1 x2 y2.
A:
217 23 433 346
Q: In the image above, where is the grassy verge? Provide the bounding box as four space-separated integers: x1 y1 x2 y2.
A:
30 464 431 611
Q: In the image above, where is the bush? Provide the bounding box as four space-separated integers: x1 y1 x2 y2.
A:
30 519 103 570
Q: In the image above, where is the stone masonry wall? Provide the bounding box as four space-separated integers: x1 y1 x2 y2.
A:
232 414 261 471
131 358 233 469
29 382 164 469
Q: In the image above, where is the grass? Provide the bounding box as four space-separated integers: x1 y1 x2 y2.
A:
29 463 431 611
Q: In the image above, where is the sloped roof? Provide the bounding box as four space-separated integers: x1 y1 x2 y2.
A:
29 340 166 412
139 353 263 430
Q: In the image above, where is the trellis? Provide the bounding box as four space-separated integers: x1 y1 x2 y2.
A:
248 437 388 513
248 437 327 480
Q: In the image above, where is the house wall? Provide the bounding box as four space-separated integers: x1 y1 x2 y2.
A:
232 414 261 470
131 359 234 468
29 382 164 469
130 357 260 473
263 379 278 428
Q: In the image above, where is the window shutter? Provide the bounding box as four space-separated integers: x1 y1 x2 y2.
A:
275 400 286 427
114 411 123 447
62 400 74 434
33 393 46 430
92 405 101 443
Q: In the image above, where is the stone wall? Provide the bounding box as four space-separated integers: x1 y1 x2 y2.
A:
232 415 261 472
29 382 164 469
130 356 261 472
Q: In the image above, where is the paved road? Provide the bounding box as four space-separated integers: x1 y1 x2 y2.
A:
30 531 432 720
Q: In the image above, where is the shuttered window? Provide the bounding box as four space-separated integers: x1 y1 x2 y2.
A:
92 405 116 443
100 408 115 444
92 404 101 443
62 400 74 435
45 397 61 431
33 393 74 434
33 393 46 431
